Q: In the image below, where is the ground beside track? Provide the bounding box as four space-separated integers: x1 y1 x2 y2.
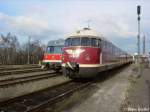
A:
121 67 150 112
45 65 132 112
0 65 70 103
0 64 141 112
0 75 70 102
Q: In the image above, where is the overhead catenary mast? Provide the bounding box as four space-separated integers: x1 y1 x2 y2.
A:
137 5 142 77
137 5 141 64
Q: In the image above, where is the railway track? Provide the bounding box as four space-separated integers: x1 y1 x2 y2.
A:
0 80 92 112
0 66 40 71
0 65 40 71
0 68 46 76
0 65 60 84
0 71 53 82
0 64 130 112
0 64 38 68
0 71 59 87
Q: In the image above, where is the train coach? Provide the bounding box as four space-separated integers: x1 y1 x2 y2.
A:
41 39 64 72
62 28 132 78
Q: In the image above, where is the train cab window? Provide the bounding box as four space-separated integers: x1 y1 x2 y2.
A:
47 46 54 53
65 38 80 46
54 46 62 53
91 38 96 47
81 38 91 46
46 46 62 54
65 37 101 47
65 38 72 46
71 38 80 46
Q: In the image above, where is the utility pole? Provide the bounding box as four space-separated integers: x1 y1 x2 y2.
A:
137 5 141 64
28 36 31 64
143 35 145 55
137 5 141 77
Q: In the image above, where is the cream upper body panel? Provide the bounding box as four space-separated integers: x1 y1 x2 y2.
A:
67 28 105 40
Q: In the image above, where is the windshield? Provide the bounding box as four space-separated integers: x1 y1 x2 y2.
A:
72 38 80 46
46 46 62 54
65 37 101 47
81 38 91 46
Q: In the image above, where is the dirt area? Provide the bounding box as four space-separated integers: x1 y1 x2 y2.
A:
121 67 150 112
48 65 133 112
43 64 150 112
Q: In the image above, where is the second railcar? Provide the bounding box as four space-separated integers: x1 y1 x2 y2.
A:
42 39 64 72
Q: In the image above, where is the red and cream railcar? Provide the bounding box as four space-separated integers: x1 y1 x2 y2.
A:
62 28 131 78
42 39 64 72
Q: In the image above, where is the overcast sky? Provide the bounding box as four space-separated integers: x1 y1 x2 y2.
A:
0 0 150 54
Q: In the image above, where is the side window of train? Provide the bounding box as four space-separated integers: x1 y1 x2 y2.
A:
100 40 103 48
103 41 106 49
91 38 100 47
97 39 101 47
105 41 107 49
102 40 104 48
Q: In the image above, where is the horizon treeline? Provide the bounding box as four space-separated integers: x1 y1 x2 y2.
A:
0 32 46 65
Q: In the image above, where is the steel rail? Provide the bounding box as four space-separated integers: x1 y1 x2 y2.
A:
0 71 54 82
25 81 92 112
0 68 45 76
0 72 59 87
0 66 40 71
0 80 92 112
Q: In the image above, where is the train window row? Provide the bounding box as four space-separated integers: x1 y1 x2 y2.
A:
64 36 128 57
46 46 62 54
101 40 126 56
65 37 101 47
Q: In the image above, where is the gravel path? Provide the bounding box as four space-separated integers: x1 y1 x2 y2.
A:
121 67 150 112
65 65 132 112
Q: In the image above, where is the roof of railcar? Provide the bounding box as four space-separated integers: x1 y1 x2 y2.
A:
68 28 105 40
67 28 118 49
47 39 64 46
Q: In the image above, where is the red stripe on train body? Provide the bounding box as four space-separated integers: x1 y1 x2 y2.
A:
63 47 100 64
43 54 62 61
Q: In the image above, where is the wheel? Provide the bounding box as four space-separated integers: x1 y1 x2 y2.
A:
46 63 50 70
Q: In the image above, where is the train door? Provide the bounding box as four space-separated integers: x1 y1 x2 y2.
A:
100 52 102 64
99 39 103 64
96 39 102 64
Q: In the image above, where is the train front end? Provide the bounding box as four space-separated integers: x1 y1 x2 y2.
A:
62 28 102 78
42 39 64 72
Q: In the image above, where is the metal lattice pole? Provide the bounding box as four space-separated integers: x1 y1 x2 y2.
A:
137 15 140 64
137 5 141 77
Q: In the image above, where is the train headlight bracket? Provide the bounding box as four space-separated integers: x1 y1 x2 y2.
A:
65 62 79 72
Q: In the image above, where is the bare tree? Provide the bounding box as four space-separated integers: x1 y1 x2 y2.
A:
0 33 45 65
